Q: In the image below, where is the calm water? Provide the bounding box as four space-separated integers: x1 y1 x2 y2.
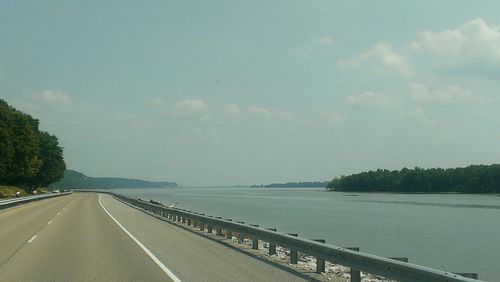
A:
115 187 499 281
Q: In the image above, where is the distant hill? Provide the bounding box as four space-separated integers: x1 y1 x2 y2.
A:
49 169 177 189
252 181 328 188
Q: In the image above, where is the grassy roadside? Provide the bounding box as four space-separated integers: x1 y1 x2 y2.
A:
0 185 29 198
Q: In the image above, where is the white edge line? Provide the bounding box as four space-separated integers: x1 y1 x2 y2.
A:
28 235 37 243
98 194 182 282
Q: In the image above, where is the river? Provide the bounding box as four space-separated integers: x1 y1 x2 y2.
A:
114 187 499 281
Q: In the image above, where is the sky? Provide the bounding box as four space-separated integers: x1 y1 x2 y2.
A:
1 1 500 186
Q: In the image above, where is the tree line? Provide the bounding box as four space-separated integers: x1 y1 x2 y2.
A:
0 99 65 191
327 164 500 193
50 169 177 189
252 181 329 188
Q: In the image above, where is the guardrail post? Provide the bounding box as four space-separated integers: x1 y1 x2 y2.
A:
199 214 205 231
313 239 326 273
345 247 360 282
267 228 277 255
237 221 245 243
389 257 409 262
215 217 223 236
206 216 213 233
191 212 197 227
225 219 233 239
250 224 259 249
288 234 298 264
182 216 186 223
454 273 479 279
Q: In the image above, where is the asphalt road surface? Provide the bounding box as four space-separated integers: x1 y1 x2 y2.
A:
0 193 307 282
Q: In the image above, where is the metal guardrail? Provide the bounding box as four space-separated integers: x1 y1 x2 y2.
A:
86 190 482 282
0 192 72 210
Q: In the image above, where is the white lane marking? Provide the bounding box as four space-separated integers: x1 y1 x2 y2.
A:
47 220 52 225
98 195 182 282
27 235 37 243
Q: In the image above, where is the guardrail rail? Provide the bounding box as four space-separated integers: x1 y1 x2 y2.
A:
85 190 483 282
0 192 72 210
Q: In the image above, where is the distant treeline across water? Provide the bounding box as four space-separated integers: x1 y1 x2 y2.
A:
328 164 500 193
252 181 328 188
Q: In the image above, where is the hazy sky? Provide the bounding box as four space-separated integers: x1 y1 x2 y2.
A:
2 1 500 185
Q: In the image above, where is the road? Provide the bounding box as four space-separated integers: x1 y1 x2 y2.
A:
0 193 307 282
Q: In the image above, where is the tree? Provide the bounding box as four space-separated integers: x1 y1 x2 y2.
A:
30 132 66 189
0 99 65 190
6 110 42 185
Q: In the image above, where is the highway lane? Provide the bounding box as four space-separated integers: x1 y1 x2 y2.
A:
98 193 307 281
0 194 76 265
0 193 308 281
0 193 172 281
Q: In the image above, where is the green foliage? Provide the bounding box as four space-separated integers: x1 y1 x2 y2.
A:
32 132 66 187
252 181 329 188
327 165 500 193
0 99 65 190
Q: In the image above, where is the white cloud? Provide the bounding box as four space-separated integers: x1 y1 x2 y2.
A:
409 83 480 104
34 89 71 105
294 46 315 59
411 18 500 66
11 89 71 114
402 106 433 125
222 104 245 117
339 18 500 78
154 99 210 122
248 106 271 117
174 99 207 112
322 112 344 123
317 36 334 46
293 35 334 59
150 98 165 107
346 91 391 107
339 43 413 77
248 106 290 119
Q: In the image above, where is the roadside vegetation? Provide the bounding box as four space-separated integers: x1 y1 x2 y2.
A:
0 99 65 197
0 185 29 198
328 164 500 193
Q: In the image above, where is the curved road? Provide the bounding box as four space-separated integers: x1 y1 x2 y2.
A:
0 193 307 282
